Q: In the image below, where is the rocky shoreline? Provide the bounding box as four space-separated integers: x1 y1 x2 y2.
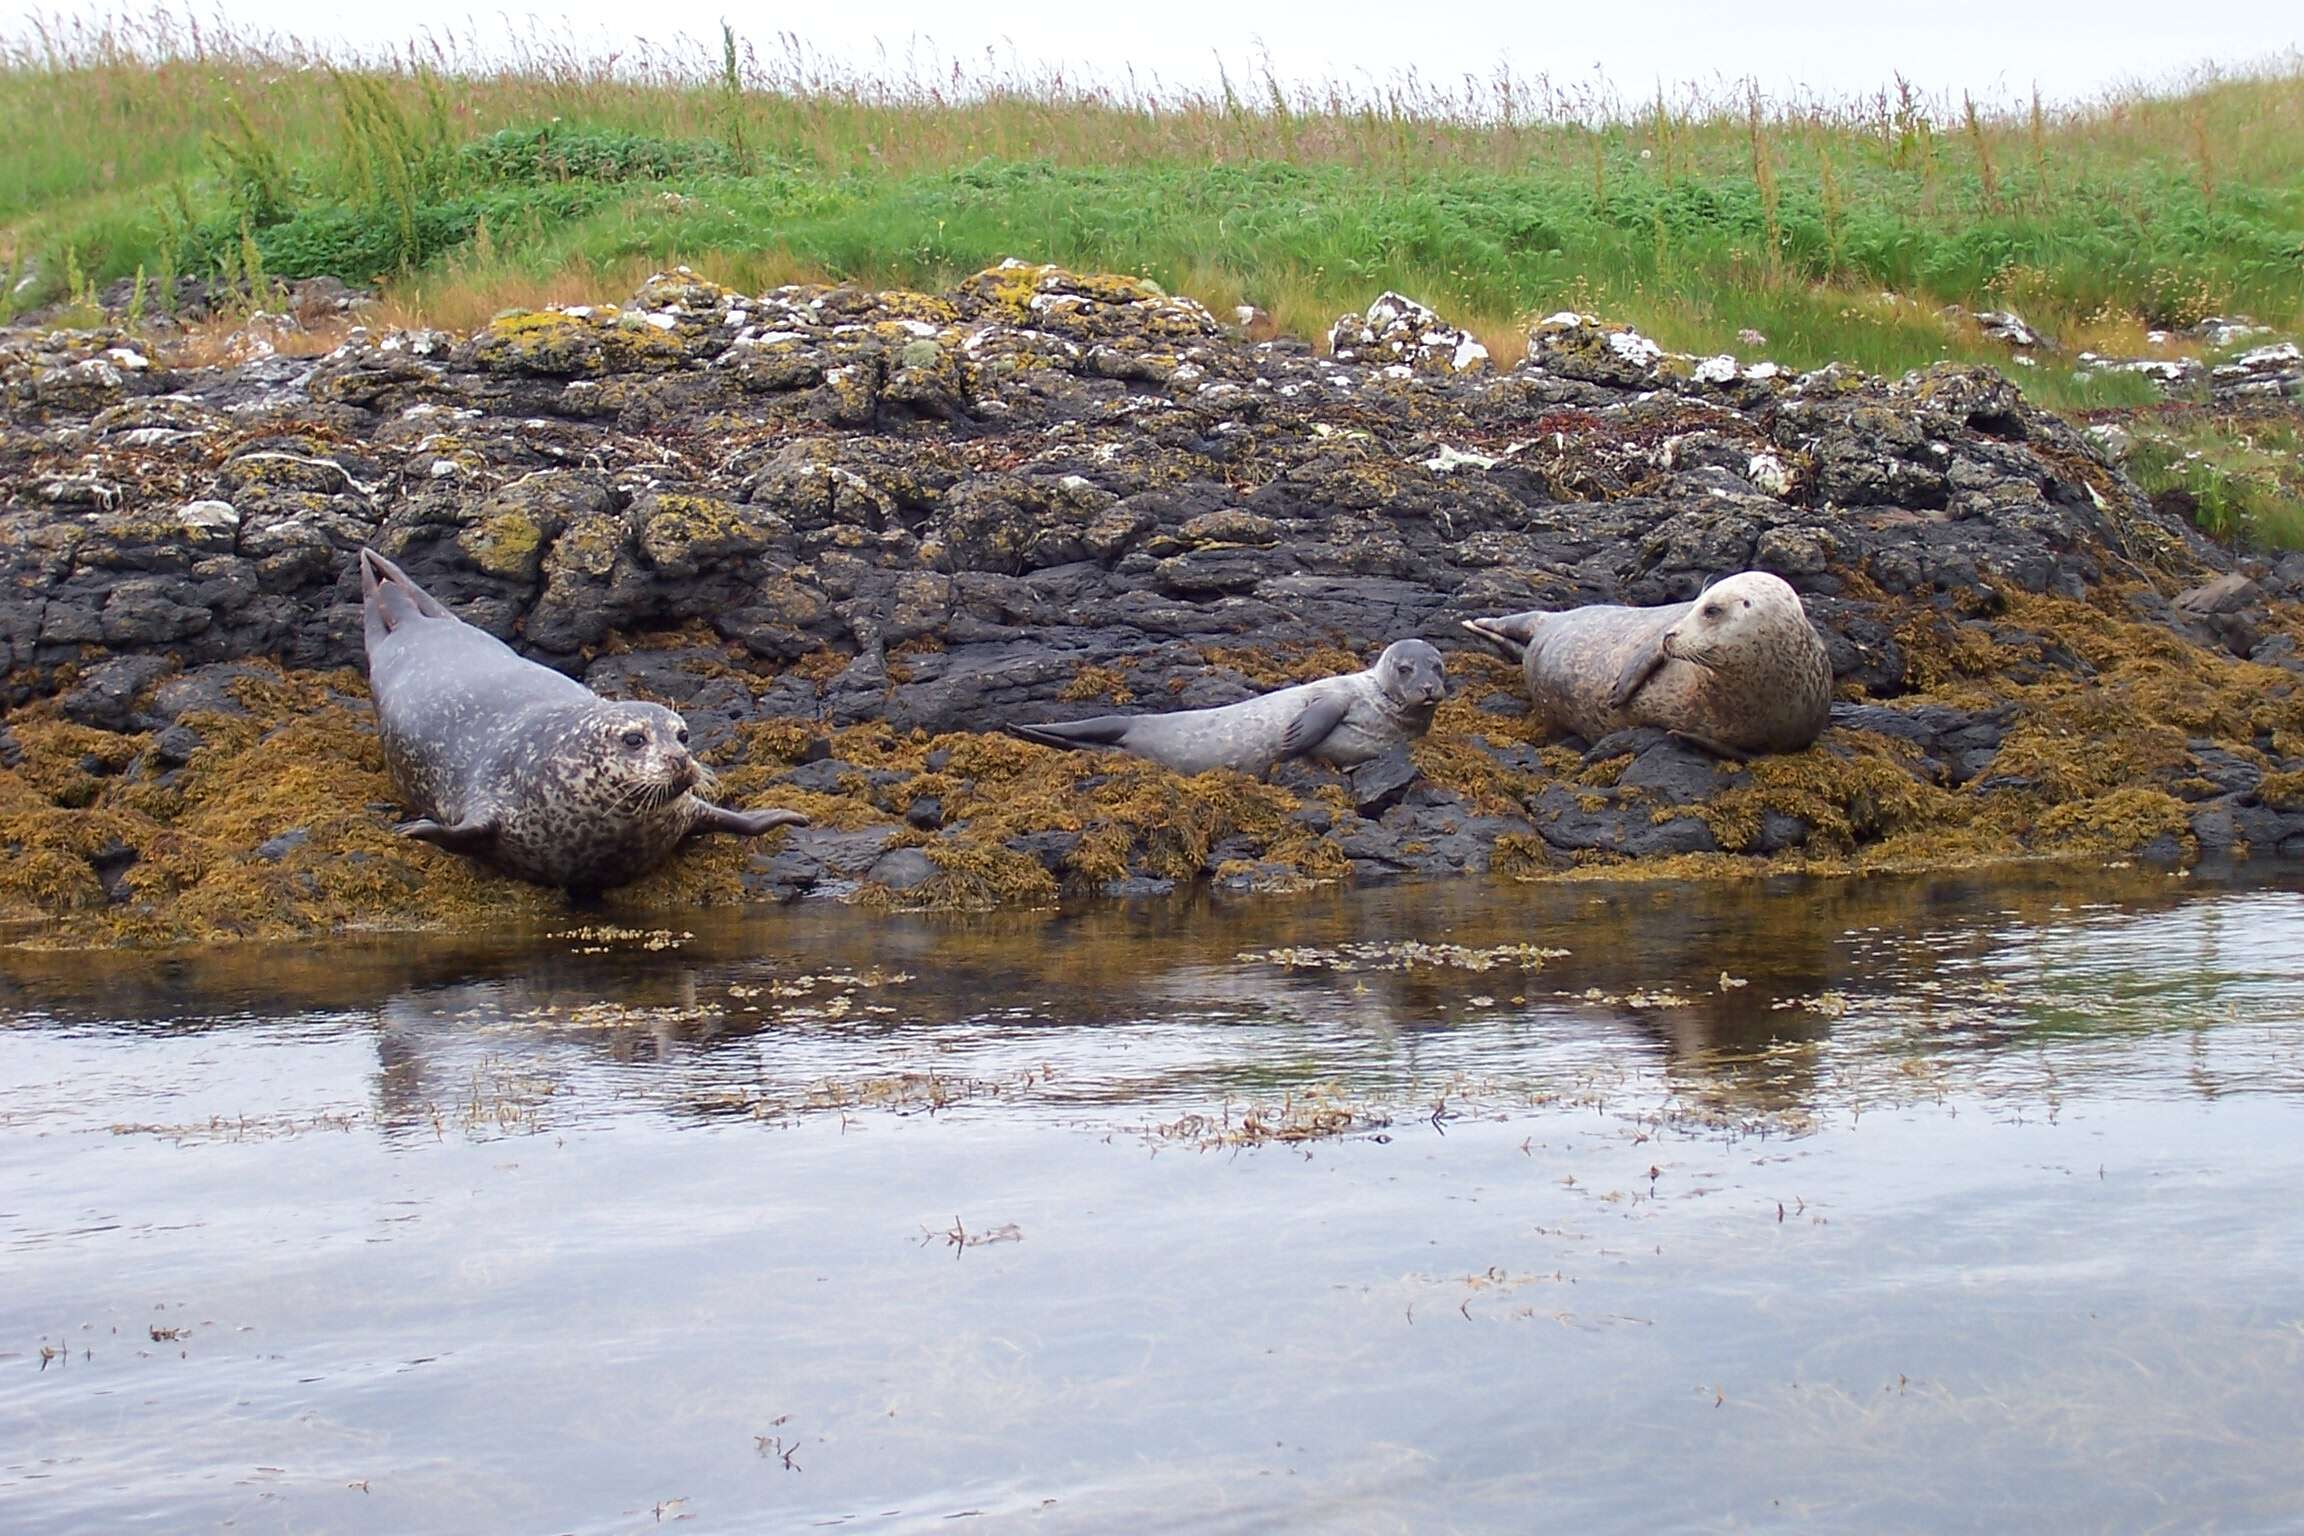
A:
3 262 2302 946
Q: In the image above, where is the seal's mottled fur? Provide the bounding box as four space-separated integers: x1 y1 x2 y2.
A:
359 549 804 890
1010 639 1448 776
1465 572 1831 757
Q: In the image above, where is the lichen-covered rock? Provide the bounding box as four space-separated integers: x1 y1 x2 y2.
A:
1 261 2299 945
1327 292 1490 375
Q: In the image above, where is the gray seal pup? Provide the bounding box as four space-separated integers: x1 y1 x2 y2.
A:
359 548 806 891
1010 639 1449 777
1463 571 1830 757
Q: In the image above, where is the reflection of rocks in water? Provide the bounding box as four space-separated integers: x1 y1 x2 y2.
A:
0 861 2277 1132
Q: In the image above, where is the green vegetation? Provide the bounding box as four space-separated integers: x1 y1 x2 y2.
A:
2121 408 2304 549
2 13 2301 403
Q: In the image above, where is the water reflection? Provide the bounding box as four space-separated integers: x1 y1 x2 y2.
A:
4 861 2304 1533
6 861 2299 1127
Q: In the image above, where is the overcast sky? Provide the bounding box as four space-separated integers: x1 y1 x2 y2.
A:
29 0 2303 107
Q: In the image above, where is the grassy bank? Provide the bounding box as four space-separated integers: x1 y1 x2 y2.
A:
3 14 2302 402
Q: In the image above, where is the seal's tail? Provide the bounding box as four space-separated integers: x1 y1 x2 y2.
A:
1010 718 1131 751
359 548 451 648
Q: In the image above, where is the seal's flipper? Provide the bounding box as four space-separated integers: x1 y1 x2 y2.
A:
1608 637 1671 711
1277 694 1350 760
394 815 499 855
1461 613 1540 662
691 803 809 838
1011 717 1133 751
359 549 452 648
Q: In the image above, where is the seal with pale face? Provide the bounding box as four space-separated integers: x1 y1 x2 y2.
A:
1011 639 1449 777
1463 571 1831 757
359 548 806 891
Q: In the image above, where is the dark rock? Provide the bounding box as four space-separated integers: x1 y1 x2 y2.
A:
866 847 938 891
1346 748 1420 816
1100 875 1176 899
1006 829 1082 873
58 654 174 731
741 825 897 900
779 758 859 794
256 828 311 862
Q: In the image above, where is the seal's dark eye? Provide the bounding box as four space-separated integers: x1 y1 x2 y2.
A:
1703 605 1721 618
1743 600 1752 609
620 728 647 748
675 728 689 745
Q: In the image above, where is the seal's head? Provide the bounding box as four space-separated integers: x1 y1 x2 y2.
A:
1373 638 1449 709
1662 571 1806 670
588 700 706 810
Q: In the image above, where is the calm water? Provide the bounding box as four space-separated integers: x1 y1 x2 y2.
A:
4 864 2304 1534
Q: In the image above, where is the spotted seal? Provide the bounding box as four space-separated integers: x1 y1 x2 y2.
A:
1463 571 1830 757
1011 639 1448 776
359 548 806 890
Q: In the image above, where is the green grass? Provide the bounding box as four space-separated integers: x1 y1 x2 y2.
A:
3 10 2303 414
2122 409 2304 550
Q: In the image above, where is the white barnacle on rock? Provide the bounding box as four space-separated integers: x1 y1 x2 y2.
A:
1452 337 1490 370
1605 329 1663 366
429 460 459 479
1422 445 1500 474
117 427 199 448
1741 361 1784 382
1691 354 1740 385
178 499 240 531
1540 311 1586 328
104 347 150 372
1746 453 1795 496
1382 363 1413 379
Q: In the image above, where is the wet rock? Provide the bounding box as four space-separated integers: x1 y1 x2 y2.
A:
742 825 898 901
1100 875 1176 899
1347 748 1421 816
150 724 205 765
58 654 174 731
256 828 311 862
865 847 938 891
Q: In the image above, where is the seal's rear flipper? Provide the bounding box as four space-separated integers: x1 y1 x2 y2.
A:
1010 718 1132 751
359 548 452 647
1461 613 1540 661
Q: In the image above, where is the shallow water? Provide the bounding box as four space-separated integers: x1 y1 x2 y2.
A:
5 863 2304 1534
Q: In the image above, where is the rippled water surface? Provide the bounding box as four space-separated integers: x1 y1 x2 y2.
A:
6 863 2304 1534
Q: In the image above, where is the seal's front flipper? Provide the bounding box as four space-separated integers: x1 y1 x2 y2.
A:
692 803 809 838
1608 638 1670 712
1278 694 1351 761
1011 717 1131 751
394 815 499 855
